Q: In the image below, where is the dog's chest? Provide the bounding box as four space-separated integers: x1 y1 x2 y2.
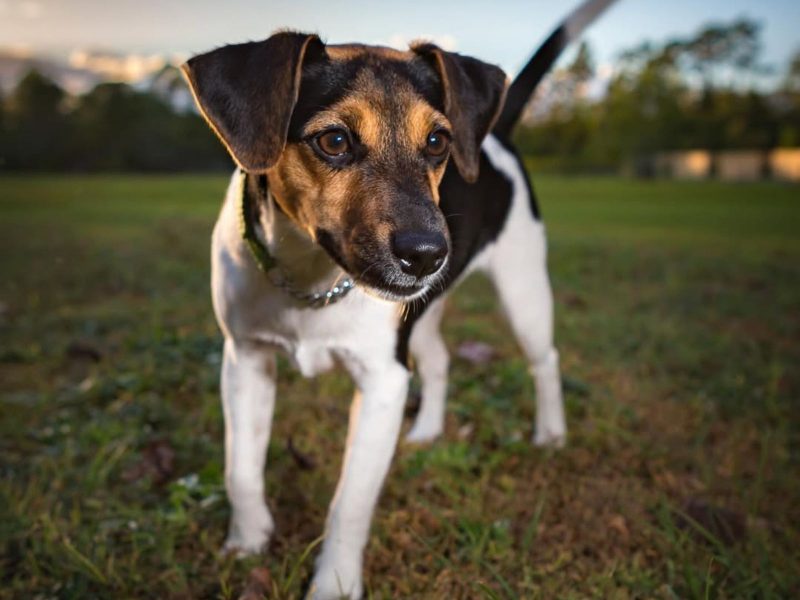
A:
244 294 401 379
257 327 337 377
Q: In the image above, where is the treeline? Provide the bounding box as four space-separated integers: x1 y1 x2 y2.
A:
0 70 231 172
1 18 798 173
514 18 800 173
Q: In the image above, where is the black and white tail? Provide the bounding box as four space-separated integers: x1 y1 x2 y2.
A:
492 0 618 139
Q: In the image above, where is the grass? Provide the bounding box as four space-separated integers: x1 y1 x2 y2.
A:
1 173 799 599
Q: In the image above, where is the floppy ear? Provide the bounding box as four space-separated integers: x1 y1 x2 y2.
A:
412 43 508 183
182 32 325 173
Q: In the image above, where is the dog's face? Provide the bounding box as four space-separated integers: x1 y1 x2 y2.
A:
183 33 506 300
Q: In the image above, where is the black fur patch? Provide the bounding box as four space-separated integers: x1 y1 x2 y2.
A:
493 25 567 139
394 135 546 366
288 54 445 141
497 136 541 220
395 150 515 366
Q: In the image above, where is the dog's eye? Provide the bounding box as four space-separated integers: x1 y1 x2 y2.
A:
316 129 351 157
425 129 450 158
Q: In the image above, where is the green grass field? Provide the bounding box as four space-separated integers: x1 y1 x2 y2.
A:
1 173 799 599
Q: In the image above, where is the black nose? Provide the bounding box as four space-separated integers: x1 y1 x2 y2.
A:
391 231 448 279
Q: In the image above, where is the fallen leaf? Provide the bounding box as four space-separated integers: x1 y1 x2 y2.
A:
287 436 316 471
675 498 747 545
239 566 273 600
562 375 591 397
457 423 474 440
560 291 588 310
456 341 495 365
66 341 102 363
122 438 175 486
608 514 630 539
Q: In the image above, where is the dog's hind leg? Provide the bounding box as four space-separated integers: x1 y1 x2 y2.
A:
406 297 449 443
488 221 566 448
220 337 277 555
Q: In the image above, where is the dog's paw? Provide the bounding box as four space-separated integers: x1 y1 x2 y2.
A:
221 534 268 558
307 560 363 600
405 422 443 444
221 511 274 557
532 429 566 449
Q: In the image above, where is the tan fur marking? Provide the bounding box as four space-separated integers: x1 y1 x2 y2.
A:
269 140 362 238
268 53 451 272
407 101 450 148
303 102 383 150
428 169 442 204
342 96 384 149
326 44 412 62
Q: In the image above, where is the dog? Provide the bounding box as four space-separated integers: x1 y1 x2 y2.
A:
182 1 615 597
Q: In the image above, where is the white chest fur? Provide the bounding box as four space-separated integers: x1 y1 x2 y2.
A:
210 172 402 379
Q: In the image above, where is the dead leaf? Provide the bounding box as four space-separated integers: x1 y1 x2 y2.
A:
287 436 316 471
608 514 630 540
560 291 588 310
651 469 679 492
676 498 747 545
66 341 102 363
121 438 175 486
457 423 474 440
562 375 591 397
456 341 494 365
239 566 273 600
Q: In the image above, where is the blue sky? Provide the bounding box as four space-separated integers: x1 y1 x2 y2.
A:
1 0 798 78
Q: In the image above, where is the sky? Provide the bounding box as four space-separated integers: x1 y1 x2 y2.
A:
0 0 798 80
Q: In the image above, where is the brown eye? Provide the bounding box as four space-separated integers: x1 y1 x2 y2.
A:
316 129 351 156
426 129 450 158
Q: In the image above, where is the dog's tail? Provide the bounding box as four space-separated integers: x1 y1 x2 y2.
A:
492 0 618 139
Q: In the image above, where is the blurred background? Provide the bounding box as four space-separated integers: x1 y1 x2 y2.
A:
1 0 799 177
1 1 799 599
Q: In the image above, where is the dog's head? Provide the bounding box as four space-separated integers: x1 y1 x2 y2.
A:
183 32 507 301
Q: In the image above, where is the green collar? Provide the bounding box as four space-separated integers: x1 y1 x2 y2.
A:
235 170 356 307
237 170 277 273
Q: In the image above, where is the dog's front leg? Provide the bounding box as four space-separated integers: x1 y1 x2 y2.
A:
309 363 409 600
220 338 277 555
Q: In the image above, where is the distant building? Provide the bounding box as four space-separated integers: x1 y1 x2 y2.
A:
655 150 712 179
649 149 800 182
717 151 766 182
769 149 800 182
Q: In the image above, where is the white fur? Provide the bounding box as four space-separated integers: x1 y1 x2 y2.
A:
481 135 566 447
405 135 566 446
406 296 449 442
212 134 565 599
213 173 409 599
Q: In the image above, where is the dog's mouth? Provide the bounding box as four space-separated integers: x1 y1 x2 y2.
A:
358 279 430 303
316 228 449 303
351 259 449 302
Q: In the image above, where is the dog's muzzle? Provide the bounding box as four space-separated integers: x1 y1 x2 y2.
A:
391 230 448 279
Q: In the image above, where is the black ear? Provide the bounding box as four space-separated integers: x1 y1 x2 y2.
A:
182 32 325 173
412 43 508 183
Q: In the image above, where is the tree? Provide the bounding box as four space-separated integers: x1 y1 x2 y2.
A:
68 82 229 171
777 50 800 146
1 70 72 169
782 50 800 93
514 16 783 172
681 18 764 90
